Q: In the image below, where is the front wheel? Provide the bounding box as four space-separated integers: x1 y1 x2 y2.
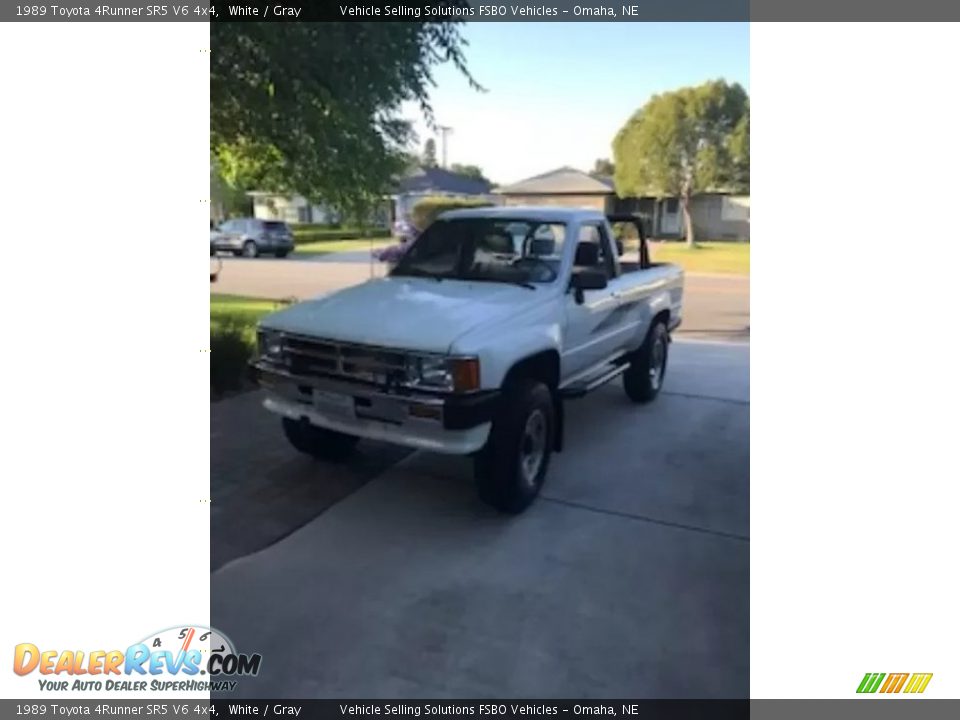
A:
474 379 554 514
623 321 669 403
282 417 358 461
241 240 259 258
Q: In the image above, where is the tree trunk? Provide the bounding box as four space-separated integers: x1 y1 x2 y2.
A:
681 193 696 248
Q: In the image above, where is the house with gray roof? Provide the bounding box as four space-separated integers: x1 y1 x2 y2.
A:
494 167 616 213
496 166 749 240
246 166 497 228
392 166 498 222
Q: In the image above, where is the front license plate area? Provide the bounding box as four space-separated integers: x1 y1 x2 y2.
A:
313 389 355 418
355 396 408 425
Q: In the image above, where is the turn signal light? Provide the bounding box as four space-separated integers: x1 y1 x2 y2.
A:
451 358 480 393
409 403 443 421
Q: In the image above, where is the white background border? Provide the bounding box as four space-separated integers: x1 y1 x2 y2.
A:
0 22 210 698
751 22 960 698
1 19 959 701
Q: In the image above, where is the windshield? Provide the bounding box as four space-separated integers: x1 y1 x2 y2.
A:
391 217 566 285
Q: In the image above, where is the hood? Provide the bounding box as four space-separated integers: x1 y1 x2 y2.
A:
260 277 547 353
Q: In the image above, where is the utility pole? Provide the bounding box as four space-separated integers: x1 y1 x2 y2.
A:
437 125 453 168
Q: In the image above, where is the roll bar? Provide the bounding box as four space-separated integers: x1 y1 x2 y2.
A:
606 213 650 269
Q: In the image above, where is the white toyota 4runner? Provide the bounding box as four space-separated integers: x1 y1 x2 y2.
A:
251 207 684 513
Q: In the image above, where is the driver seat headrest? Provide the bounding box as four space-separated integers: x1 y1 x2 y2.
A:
530 238 555 256
574 241 600 266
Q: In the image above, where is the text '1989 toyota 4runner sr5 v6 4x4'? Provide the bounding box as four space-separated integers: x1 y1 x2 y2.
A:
250 207 683 513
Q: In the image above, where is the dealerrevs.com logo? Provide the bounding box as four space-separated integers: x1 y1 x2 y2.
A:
13 626 261 693
857 673 933 694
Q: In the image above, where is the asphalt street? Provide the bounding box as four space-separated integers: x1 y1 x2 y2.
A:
210 340 749 698
211 252 750 342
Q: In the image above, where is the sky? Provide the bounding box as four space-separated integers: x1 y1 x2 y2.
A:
400 22 749 185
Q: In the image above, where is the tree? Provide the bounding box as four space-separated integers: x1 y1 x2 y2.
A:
210 163 251 220
613 80 749 246
591 158 615 177
422 138 438 168
729 112 750 191
450 163 489 183
211 22 479 215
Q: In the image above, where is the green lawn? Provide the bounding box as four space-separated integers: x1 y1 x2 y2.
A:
210 294 288 335
647 241 749 275
294 238 393 256
210 294 293 394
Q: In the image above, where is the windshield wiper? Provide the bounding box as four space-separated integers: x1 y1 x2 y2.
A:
462 274 536 290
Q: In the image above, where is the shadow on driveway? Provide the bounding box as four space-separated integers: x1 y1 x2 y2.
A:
211 392 410 571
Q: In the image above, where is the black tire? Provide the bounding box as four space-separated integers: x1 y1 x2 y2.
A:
275 249 290 258
474 379 554 514
623 321 669 403
282 417 358 461
242 240 258 258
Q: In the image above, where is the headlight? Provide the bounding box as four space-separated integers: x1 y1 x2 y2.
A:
406 355 451 390
405 355 479 393
257 329 284 361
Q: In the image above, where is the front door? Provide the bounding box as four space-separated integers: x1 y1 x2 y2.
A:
561 222 623 381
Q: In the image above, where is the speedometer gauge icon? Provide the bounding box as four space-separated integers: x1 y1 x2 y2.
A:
139 625 236 674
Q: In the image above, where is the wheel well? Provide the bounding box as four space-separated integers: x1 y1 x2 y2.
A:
502 350 560 390
652 309 671 330
502 350 563 453
628 310 673 356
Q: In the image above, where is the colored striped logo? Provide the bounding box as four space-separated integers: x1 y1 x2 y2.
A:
857 673 933 694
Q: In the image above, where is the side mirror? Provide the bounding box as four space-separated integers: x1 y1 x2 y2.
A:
570 269 608 304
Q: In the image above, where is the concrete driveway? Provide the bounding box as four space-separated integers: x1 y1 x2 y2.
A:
211 340 749 698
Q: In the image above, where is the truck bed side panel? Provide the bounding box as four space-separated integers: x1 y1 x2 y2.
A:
611 262 684 351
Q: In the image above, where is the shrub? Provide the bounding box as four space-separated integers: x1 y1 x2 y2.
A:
291 225 390 245
410 196 493 231
210 313 255 394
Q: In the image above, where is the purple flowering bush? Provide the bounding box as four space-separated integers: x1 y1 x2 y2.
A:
372 243 409 263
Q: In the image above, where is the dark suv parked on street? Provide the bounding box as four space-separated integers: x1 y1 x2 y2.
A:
211 218 294 258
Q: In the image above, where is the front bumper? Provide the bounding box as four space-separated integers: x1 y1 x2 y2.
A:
213 237 243 250
250 362 499 455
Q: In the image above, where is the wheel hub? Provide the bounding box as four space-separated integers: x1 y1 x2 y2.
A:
649 335 665 390
519 409 547 487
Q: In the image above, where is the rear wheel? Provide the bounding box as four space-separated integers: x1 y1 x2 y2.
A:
623 321 669 403
474 379 554 514
242 240 258 258
282 417 358 461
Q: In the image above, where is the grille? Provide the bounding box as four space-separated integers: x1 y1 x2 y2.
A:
282 335 410 386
